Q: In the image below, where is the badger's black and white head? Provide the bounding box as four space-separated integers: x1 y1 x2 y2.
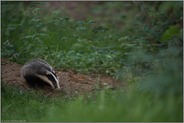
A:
21 59 61 90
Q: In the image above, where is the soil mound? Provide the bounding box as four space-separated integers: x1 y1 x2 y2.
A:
1 58 123 96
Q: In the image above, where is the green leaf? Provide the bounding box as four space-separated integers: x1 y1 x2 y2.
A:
161 25 180 42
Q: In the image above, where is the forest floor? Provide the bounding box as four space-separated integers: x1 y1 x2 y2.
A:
1 58 125 97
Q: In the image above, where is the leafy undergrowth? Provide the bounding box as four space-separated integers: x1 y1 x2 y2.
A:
1 1 183 122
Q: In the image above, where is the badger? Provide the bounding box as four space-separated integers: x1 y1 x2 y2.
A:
21 59 61 90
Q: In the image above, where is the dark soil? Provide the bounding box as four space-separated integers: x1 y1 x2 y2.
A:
1 58 125 97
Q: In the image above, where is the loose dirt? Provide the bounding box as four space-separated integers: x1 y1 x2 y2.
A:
1 58 124 97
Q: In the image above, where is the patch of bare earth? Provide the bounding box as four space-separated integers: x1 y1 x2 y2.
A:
1 58 124 97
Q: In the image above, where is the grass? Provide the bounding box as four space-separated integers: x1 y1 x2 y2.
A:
1 1 183 122
2 84 182 122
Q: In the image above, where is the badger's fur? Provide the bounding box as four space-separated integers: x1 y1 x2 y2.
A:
21 59 61 90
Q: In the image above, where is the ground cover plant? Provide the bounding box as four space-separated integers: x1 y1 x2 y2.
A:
1 1 183 122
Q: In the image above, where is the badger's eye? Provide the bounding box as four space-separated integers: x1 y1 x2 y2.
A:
52 71 57 76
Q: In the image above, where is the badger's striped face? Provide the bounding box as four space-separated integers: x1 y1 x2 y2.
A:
35 70 61 90
46 70 61 90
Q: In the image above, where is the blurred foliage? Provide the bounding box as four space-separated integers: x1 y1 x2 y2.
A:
2 83 182 122
161 25 182 42
1 1 183 122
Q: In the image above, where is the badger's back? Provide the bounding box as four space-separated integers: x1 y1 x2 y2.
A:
21 59 53 76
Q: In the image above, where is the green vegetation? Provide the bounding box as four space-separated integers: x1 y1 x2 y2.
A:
2 83 182 122
1 1 183 122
